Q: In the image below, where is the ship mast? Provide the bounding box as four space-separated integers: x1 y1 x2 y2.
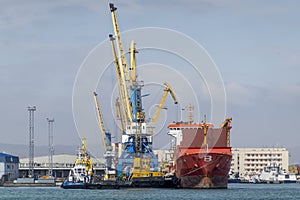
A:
187 104 194 124
202 115 208 149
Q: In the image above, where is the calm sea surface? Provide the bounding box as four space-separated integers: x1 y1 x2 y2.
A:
1 183 300 200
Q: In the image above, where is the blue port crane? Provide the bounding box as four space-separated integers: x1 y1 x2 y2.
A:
108 3 159 176
107 3 179 180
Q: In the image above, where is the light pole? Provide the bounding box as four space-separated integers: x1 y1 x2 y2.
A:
47 118 54 177
28 106 36 178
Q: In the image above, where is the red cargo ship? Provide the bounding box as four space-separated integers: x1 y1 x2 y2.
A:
168 117 232 188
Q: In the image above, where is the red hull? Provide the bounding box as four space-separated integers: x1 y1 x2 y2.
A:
169 122 233 188
175 148 232 188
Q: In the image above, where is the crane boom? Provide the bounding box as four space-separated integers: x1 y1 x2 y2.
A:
109 3 133 124
130 40 137 85
109 35 130 128
93 92 107 150
151 82 178 125
115 97 125 135
109 3 130 81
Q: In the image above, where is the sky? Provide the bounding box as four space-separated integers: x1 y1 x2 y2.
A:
0 0 300 161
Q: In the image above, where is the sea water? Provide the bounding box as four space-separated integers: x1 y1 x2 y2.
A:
0 183 300 200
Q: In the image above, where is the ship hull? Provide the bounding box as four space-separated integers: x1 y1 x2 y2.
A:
61 181 120 189
175 148 232 189
180 174 228 189
61 181 90 189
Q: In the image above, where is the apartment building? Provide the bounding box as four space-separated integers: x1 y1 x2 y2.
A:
231 148 289 177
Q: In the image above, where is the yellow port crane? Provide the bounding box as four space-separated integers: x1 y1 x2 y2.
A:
151 82 178 125
108 3 174 184
93 92 115 172
93 92 109 151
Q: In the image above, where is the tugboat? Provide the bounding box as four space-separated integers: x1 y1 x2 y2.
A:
259 162 297 184
61 138 96 189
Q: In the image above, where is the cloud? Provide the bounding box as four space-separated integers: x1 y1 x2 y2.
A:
0 0 146 32
225 82 260 106
271 84 300 104
226 81 300 106
0 1 53 31
250 45 300 66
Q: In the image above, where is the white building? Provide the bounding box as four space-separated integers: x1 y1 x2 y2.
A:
231 148 289 177
19 155 106 178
